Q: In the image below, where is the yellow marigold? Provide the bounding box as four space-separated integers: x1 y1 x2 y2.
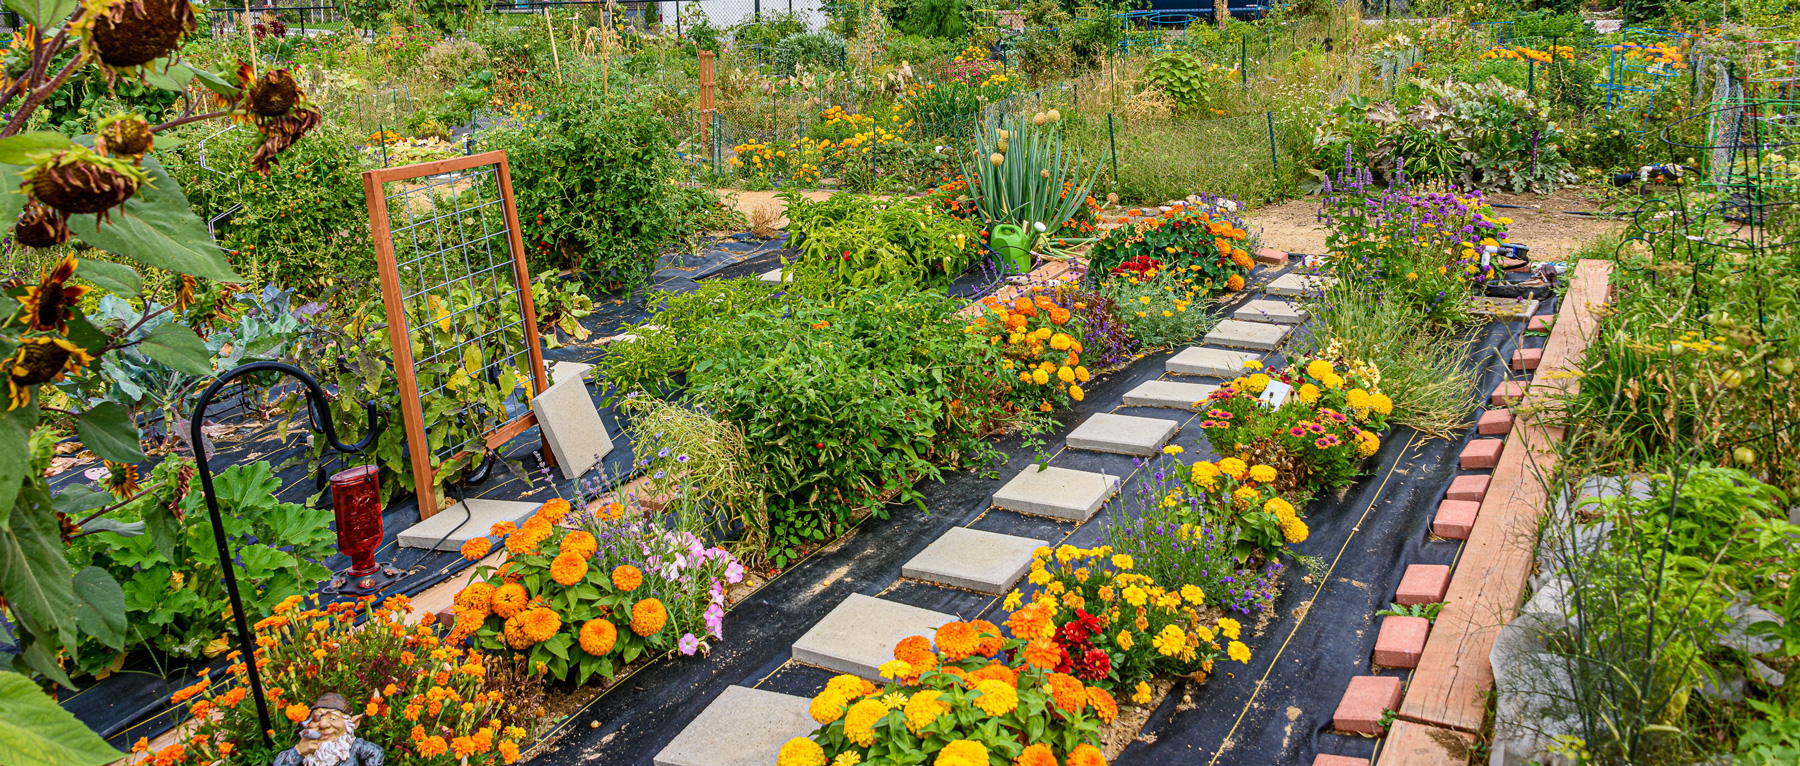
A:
1243 373 1270 393
1217 617 1242 640
826 674 876 700
1232 486 1260 505
776 737 827 766
879 659 914 681
1370 393 1394 415
1228 640 1252 663
843 699 888 748
1322 372 1345 390
1181 584 1205 605
831 754 862 766
1015 744 1057 766
1217 457 1247 479
1111 553 1134 570
968 661 1018 688
1153 625 1186 656
630 598 667 637
550 551 588 586
1122 585 1148 607
1264 497 1296 520
1050 333 1072 351
460 537 491 560
1117 629 1134 651
1022 638 1063 670
1067 743 1106 766
518 607 561 643
972 678 1017 716
455 582 495 613
1032 368 1050 385
935 622 980 661
903 690 950 733
1346 388 1373 411
491 582 528 618
1248 464 1278 483
560 530 597 559
809 691 848 725
1357 430 1381 457
1306 359 1334 380
1191 461 1220 483
1047 672 1087 715
578 619 616 656
1086 685 1119 723
612 565 643 592
1297 383 1321 404
1131 681 1153 704
1069 384 1085 402
935 740 988 766
536 497 570 525
1282 517 1310 543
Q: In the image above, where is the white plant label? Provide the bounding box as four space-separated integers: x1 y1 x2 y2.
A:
1260 380 1292 409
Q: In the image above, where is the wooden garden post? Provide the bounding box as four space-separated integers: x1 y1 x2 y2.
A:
699 49 716 158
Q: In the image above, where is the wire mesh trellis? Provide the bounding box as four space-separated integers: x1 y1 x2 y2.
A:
364 151 550 519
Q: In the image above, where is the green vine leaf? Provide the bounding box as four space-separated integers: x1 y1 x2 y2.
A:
139 322 213 376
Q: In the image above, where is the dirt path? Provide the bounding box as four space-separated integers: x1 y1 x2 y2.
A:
713 188 836 229
1246 185 1622 260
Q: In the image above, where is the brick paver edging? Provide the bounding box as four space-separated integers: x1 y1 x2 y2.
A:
1377 260 1614 763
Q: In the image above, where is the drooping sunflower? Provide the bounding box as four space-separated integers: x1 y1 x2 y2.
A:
103 460 142 498
231 63 322 173
16 254 90 334
74 0 197 73
7 337 95 410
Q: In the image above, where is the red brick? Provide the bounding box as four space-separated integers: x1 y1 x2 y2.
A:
1315 756 1371 766
1397 564 1452 605
1491 380 1529 406
1333 675 1404 735
1477 408 1514 436
1511 347 1543 371
1445 474 1490 502
435 605 456 628
1460 439 1504 470
1527 314 1553 333
1256 247 1290 266
1373 616 1430 668
1432 500 1480 540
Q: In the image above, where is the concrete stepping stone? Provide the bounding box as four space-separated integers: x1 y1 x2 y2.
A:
1202 319 1291 351
531 375 614 480
1432 500 1480 540
791 594 955 679
1477 409 1514 435
1231 299 1307 325
992 464 1120 521
1373 616 1430 669
1122 380 1217 411
1460 439 1504 470
760 267 787 282
549 360 591 385
1265 272 1337 297
1065 413 1180 456
902 527 1047 594
1397 564 1452 605
1333 675 1404 735
398 498 539 551
652 686 815 766
1166 347 1260 378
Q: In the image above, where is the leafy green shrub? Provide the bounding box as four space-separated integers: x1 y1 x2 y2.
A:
779 190 982 294
772 30 848 75
898 0 968 38
1100 266 1219 349
63 458 336 677
483 81 688 288
1142 51 1238 116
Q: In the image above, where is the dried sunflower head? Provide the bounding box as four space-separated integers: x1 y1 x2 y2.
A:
20 145 151 220
232 63 322 173
96 113 154 161
74 0 197 73
7 336 95 410
14 197 72 248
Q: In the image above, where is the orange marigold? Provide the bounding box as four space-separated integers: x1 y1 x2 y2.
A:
536 497 571 525
460 537 491 560
1086 685 1119 723
1014 744 1058 766
504 524 548 556
630 598 668 637
1225 273 1245 292
894 635 937 668
934 621 980 661
969 619 1004 656
490 521 517 537
578 619 617 656
550 551 588 586
498 742 520 764
518 607 561 643
967 661 1018 687
493 584 529 620
1046 672 1087 715
456 581 495 613
1006 602 1055 641
1022 638 1063 671
1066 744 1106 766
417 737 449 758
560 530 597 559
612 565 643 592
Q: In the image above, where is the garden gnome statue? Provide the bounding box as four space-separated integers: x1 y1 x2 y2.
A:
272 693 384 766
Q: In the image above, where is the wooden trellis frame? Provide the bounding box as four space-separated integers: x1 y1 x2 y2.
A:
363 151 550 519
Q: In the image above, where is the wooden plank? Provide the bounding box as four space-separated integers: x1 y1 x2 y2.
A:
1375 720 1476 766
364 150 511 185
363 169 439 520
1396 259 1612 733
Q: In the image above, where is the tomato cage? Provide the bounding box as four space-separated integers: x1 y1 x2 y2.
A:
1592 28 1689 112
1660 95 1800 229
1745 39 1800 101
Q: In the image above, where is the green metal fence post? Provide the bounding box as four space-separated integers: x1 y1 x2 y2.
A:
1107 113 1119 188
1241 35 1247 84
1264 111 1277 176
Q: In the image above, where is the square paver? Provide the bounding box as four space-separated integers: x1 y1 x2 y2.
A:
1333 675 1404 735
1492 380 1529 406
1315 757 1371 766
992 465 1120 521
1511 347 1543 371
1432 500 1481 540
1396 564 1453 606
1266 272 1338 297
1202 319 1291 351
397 498 540 550
1065 413 1181 456
902 527 1047 594
1527 315 1553 333
1477 409 1514 436
1167 347 1261 378
1460 439 1504 470
791 594 956 679
1231 299 1307 325
759 267 787 282
1122 380 1218 411
1373 616 1430 669
549 360 592 385
1445 474 1490 502
532 376 615 480
652 686 815 766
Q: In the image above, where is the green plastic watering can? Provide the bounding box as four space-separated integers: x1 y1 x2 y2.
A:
990 224 1032 275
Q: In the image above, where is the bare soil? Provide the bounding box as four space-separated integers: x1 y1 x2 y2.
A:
1245 185 1623 260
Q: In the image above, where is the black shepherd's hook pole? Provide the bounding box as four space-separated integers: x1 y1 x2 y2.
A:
190 361 382 747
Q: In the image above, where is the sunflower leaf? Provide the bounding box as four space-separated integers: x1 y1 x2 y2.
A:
0 132 73 165
0 670 128 766
67 157 240 282
139 322 214 376
76 261 141 299
76 402 146 464
0 164 25 227
71 566 126 650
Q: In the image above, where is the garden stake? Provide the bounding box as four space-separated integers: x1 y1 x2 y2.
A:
546 9 564 84
191 361 383 749
1107 113 1119 188
1265 111 1277 177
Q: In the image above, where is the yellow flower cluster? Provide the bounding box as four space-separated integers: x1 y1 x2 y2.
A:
971 289 1088 405
1480 44 1575 63
1615 41 1685 68
1013 546 1249 672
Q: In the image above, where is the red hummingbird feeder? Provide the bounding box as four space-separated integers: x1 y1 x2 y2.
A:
330 464 399 594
